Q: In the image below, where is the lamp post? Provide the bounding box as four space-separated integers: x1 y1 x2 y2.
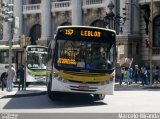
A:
149 0 153 85
104 1 125 34
104 1 115 29
1 1 14 90
141 1 153 85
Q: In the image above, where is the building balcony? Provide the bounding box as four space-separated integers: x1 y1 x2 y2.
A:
51 1 72 12
82 0 106 9
139 0 160 4
22 0 106 15
23 4 41 14
152 47 160 55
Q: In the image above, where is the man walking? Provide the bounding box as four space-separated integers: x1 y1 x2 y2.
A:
0 72 8 91
6 65 16 92
18 65 24 91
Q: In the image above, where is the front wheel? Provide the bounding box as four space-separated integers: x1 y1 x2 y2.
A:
26 82 30 87
93 94 105 101
47 80 60 101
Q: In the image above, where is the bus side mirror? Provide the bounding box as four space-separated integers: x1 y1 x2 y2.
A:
51 40 55 50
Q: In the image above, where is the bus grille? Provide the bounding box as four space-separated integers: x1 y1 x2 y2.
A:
68 80 100 84
69 86 97 92
63 71 106 77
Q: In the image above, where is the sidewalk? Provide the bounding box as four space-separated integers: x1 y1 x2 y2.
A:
115 82 160 91
0 84 47 99
1 83 160 99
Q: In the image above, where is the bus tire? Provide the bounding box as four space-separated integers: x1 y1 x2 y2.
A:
26 82 30 87
47 80 60 101
93 94 105 101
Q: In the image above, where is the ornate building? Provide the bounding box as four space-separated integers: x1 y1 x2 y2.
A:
0 0 160 66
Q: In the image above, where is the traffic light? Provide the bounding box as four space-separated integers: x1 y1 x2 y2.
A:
122 4 129 22
145 39 150 48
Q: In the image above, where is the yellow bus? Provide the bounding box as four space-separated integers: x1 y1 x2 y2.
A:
47 26 116 101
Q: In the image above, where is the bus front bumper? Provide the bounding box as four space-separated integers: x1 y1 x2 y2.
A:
50 77 114 95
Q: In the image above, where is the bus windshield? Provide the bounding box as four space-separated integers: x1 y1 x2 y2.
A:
54 27 116 73
27 53 47 70
55 40 115 73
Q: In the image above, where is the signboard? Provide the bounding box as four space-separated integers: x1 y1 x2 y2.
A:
14 16 19 29
28 47 47 52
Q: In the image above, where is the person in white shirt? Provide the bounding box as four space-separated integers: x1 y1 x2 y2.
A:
6 65 16 91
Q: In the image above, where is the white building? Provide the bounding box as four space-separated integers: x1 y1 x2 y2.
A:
0 0 160 66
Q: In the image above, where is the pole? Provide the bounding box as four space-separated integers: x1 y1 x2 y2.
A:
7 21 13 91
149 0 153 85
8 21 12 84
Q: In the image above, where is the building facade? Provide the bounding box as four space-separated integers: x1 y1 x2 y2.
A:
0 0 160 66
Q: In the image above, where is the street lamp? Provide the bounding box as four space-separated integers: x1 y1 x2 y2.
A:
1 1 14 89
104 1 125 34
104 1 115 29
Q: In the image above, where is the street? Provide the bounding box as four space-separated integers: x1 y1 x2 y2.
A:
1 86 160 113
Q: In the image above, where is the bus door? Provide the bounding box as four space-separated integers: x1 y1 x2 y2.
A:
16 50 24 71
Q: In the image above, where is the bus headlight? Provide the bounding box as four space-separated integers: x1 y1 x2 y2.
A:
28 70 32 76
110 73 115 82
53 72 58 77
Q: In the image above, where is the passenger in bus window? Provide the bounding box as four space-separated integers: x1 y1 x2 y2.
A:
86 52 93 69
91 50 106 69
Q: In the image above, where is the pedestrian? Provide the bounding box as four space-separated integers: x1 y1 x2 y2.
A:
144 67 149 85
0 72 8 91
17 65 25 91
133 65 139 83
141 65 147 86
123 67 129 85
6 65 16 92
129 67 133 85
118 66 123 85
153 66 160 84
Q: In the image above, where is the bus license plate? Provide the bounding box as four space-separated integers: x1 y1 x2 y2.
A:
79 86 89 90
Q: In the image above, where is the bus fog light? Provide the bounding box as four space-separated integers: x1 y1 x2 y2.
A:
28 70 32 76
53 72 58 77
100 81 105 85
62 79 67 83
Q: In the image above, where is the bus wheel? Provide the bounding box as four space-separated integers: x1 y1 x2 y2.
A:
26 82 30 87
47 80 60 101
93 94 105 101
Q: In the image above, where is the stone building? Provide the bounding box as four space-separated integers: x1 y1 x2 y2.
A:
0 0 160 66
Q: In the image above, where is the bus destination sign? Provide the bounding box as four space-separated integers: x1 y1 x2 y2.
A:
64 29 101 38
28 47 47 52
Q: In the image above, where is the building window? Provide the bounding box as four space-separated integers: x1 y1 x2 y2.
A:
136 43 139 55
30 24 41 45
153 15 160 47
29 0 41 4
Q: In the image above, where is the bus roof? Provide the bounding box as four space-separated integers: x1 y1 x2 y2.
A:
56 26 116 33
26 45 47 48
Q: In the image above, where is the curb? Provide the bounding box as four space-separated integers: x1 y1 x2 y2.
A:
1 91 47 99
